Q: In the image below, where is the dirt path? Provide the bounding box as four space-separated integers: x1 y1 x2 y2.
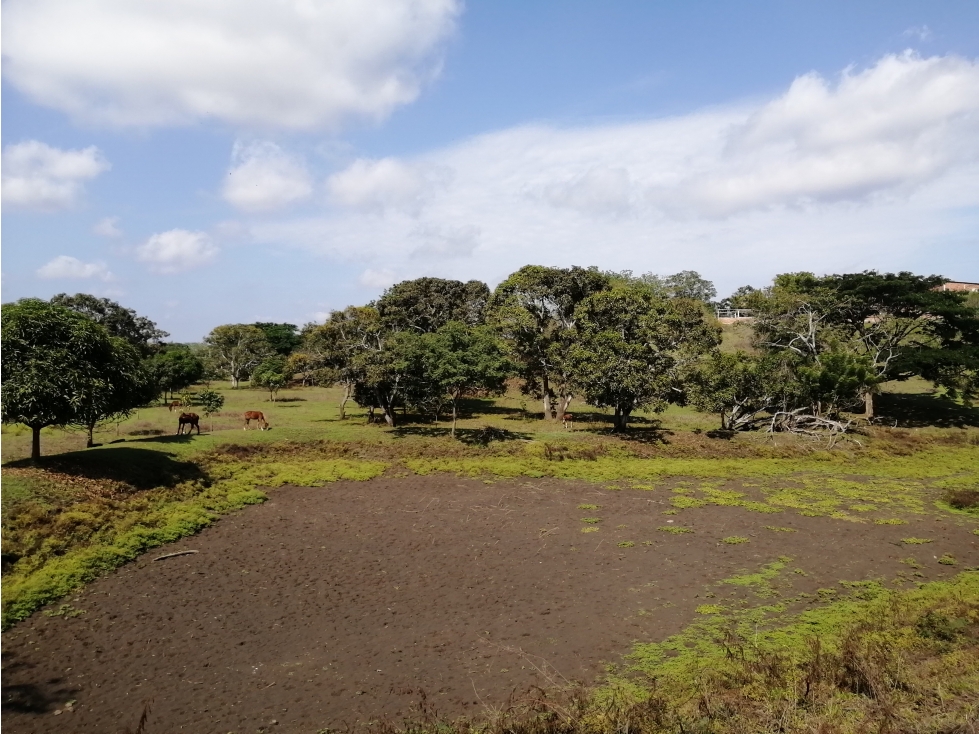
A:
3 476 976 733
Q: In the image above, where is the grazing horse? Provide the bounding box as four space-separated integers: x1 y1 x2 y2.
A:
167 400 182 412
243 411 269 431
562 413 574 430
176 412 200 435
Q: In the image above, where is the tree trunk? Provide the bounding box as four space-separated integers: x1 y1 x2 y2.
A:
86 422 96 448
613 405 631 431
31 426 42 461
338 383 351 420
719 410 726 431
231 375 239 388
541 375 551 420
557 394 572 422
376 389 396 427
451 399 458 438
864 391 874 418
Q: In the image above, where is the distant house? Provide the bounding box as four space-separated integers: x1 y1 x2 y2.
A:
940 281 979 292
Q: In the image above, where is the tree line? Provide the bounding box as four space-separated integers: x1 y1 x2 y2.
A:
3 269 977 458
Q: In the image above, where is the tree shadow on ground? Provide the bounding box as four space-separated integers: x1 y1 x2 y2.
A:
392 425 532 445
610 422 674 445
4 446 208 490
274 397 306 402
875 392 979 429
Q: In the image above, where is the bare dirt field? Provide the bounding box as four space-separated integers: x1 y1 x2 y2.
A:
3 475 976 734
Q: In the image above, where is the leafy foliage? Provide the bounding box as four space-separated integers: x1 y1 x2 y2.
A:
375 277 491 333
147 346 205 399
203 324 272 388
251 356 289 401
49 292 168 354
2 299 151 459
251 322 300 356
567 288 720 430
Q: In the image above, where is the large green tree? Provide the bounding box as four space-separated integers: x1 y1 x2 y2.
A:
203 324 272 388
251 356 289 401
2 299 150 458
421 322 511 436
252 322 300 356
147 346 205 399
70 337 154 447
489 265 610 420
751 271 979 416
375 277 491 333
50 293 168 355
567 288 720 430
302 307 378 419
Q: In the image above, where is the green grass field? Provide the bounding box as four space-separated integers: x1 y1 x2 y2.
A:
2 377 978 732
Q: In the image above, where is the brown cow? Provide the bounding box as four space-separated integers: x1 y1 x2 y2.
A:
243 411 269 431
562 413 574 430
176 412 200 435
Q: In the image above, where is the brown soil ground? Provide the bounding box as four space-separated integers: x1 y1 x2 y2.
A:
3 476 977 734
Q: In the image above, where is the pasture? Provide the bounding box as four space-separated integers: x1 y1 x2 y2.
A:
2 380 978 733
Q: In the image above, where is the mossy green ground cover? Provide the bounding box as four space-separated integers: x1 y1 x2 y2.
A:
2 382 977 628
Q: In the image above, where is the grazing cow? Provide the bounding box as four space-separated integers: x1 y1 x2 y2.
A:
243 411 269 431
176 412 200 435
562 413 574 430
167 400 182 412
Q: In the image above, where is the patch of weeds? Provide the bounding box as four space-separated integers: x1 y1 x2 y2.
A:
875 518 908 525
901 556 924 569
816 588 837 600
793 568 807 575
580 517 602 524
670 495 707 509
581 527 599 533
42 603 85 618
849 504 877 512
696 604 724 614
939 554 957 566
721 558 790 597
577 503 600 510
661 509 679 515
944 488 979 512
764 525 796 532
641 540 653 546
902 537 934 545
722 536 750 544
657 526 693 534
916 610 970 641
617 541 635 548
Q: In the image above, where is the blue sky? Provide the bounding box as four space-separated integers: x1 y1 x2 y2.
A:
3 1 978 341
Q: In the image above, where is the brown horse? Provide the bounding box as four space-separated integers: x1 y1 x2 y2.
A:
177 412 200 435
243 411 269 431
167 400 182 412
562 413 574 430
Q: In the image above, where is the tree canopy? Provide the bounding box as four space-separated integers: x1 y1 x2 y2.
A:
375 277 491 333
567 288 719 430
50 293 168 354
2 299 151 458
203 324 272 388
252 322 300 356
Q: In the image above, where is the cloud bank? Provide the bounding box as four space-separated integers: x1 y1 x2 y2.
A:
2 0 460 129
36 255 113 280
223 141 312 212
249 52 979 293
2 140 109 210
137 229 218 274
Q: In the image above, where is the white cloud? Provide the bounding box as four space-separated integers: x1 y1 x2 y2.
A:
93 216 122 237
410 224 480 259
2 140 110 210
223 141 312 212
358 268 397 289
2 0 460 129
36 255 113 280
903 25 933 41
248 53 979 295
326 157 437 214
137 229 218 273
